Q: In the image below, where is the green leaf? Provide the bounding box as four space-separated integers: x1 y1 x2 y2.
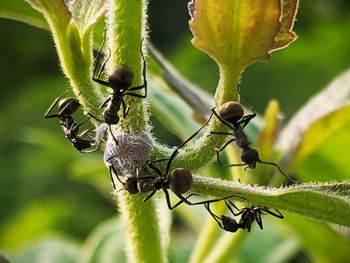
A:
149 76 201 140
188 0 298 69
77 217 126 263
11 238 78 263
272 0 299 50
256 100 281 159
70 0 106 37
278 68 350 165
148 44 213 120
285 213 350 262
25 0 71 30
294 104 350 163
191 177 350 227
0 0 48 29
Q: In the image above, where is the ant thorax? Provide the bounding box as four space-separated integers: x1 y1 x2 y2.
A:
233 128 250 149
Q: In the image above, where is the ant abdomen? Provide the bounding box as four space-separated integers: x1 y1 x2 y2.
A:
218 101 244 124
58 97 80 115
108 65 134 90
222 215 239 232
169 168 193 194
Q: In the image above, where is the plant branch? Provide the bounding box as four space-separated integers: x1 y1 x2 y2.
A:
191 176 350 227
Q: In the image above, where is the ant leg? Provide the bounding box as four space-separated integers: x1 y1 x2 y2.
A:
124 92 147 98
227 163 247 168
211 107 233 130
168 193 199 210
254 209 264 230
147 162 164 177
209 131 233 136
121 98 130 118
100 97 111 109
72 118 90 131
143 189 157 202
261 207 284 219
237 82 255 113
92 31 110 87
86 112 104 123
204 202 225 230
125 40 148 98
215 138 236 166
44 90 70 118
225 200 244 216
108 125 119 146
259 161 297 183
109 166 117 190
239 113 256 129
176 193 245 206
163 112 214 176
81 146 100 154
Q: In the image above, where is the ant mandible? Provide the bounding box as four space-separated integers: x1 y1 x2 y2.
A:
44 91 98 153
205 200 284 232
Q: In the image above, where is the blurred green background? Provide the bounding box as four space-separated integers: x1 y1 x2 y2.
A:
1 0 350 262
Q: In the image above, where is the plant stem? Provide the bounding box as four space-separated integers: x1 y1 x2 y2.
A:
107 0 148 133
106 0 164 262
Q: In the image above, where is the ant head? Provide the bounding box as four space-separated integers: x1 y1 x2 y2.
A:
241 148 260 168
124 174 139 194
219 102 244 124
168 168 193 194
58 97 80 115
108 65 134 90
221 215 239 232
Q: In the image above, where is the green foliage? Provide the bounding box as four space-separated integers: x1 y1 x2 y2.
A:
1 0 350 263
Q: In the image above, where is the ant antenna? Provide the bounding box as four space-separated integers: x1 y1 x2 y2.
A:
237 82 255 113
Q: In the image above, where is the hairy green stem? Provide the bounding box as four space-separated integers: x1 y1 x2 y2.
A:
106 0 163 262
191 176 350 227
165 65 242 172
107 0 147 133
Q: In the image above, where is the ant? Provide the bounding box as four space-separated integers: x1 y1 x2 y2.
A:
44 91 98 153
209 86 296 183
108 114 242 209
205 200 284 232
91 36 147 126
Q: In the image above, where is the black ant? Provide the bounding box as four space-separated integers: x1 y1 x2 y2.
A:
91 36 147 126
205 200 284 232
44 91 98 153
108 114 242 209
210 88 296 183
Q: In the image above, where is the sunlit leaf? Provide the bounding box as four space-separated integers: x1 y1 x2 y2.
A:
69 0 106 36
11 238 78 263
272 0 299 50
256 100 281 158
294 104 350 162
149 76 200 140
77 217 126 263
278 69 350 165
285 213 350 262
0 0 48 29
25 0 71 30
